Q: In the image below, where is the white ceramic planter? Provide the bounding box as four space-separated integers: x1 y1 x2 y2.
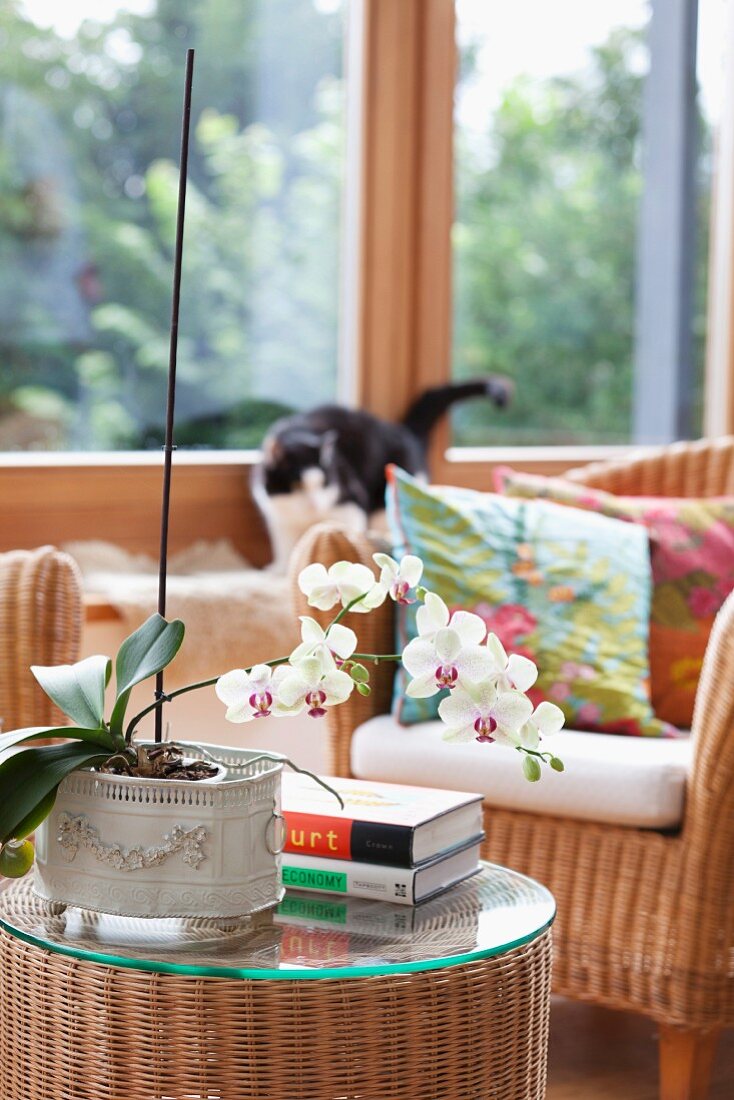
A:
33 743 285 919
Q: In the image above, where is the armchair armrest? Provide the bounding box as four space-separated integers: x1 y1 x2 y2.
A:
687 587 734 830
675 589 734 983
290 524 397 777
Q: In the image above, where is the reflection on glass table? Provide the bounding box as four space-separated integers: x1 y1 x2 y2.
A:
0 861 555 980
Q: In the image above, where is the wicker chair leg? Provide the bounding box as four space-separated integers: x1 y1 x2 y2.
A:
659 1025 720 1100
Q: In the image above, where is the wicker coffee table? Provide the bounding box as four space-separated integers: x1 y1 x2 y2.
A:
0 862 554 1100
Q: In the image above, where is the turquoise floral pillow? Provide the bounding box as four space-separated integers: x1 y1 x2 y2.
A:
387 468 676 737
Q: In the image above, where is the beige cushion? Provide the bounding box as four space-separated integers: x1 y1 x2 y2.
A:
351 716 693 829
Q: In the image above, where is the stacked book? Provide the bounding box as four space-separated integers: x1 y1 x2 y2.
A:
279 774 484 906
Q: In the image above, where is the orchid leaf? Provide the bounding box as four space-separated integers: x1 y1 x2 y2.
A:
31 654 111 730
110 614 185 738
0 725 116 756
11 788 58 840
0 743 111 843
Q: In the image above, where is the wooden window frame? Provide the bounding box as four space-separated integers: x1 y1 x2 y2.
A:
349 0 734 483
348 0 639 484
2 0 734 563
0 451 268 561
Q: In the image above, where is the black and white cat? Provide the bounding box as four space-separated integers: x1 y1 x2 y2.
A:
253 377 512 571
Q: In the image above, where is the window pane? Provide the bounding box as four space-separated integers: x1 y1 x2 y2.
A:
692 0 728 432
0 0 346 450
452 0 718 447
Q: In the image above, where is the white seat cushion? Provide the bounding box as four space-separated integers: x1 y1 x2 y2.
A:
351 717 694 829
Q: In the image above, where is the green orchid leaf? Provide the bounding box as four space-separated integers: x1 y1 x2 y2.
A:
11 788 58 840
115 615 186 696
0 725 116 756
110 614 184 737
0 743 111 844
31 654 111 729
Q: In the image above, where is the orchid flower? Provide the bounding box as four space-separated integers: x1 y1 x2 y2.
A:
298 561 381 613
519 700 566 749
289 617 357 669
438 682 534 745
485 632 538 693
401 593 492 697
215 664 298 723
372 552 423 605
277 655 354 718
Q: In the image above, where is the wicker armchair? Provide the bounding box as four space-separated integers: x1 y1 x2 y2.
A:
291 436 734 1100
0 546 83 730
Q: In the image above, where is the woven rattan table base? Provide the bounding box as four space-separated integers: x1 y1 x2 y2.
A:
0 924 551 1100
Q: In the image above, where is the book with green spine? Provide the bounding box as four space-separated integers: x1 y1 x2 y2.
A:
279 837 482 906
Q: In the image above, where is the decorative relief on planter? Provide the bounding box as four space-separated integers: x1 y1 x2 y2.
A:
34 873 283 920
57 813 208 871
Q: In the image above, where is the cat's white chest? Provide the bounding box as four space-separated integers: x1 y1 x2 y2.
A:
258 467 367 572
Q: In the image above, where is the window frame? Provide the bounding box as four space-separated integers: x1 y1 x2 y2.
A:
633 0 699 444
1 0 733 532
347 0 733 482
704 0 734 435
0 451 269 562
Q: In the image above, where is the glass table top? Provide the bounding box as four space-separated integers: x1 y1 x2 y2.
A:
0 862 554 980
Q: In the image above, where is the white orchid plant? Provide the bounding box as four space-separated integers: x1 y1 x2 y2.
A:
0 551 563 880
218 553 565 781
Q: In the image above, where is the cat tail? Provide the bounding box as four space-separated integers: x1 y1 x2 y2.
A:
401 377 513 444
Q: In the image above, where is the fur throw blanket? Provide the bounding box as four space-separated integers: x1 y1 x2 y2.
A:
65 540 299 686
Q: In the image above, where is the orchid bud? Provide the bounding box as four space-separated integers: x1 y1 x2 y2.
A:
522 755 542 783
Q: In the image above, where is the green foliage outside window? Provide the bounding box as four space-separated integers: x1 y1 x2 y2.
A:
0 0 344 449
0 4 710 450
452 26 710 445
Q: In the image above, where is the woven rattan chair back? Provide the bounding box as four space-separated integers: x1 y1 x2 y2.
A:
567 435 734 496
0 546 83 731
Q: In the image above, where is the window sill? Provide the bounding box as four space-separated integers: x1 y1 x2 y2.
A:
85 595 121 623
0 443 645 470
0 450 260 469
0 451 270 564
0 443 661 564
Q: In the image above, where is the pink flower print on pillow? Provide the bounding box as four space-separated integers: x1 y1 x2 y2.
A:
549 683 571 703
646 515 734 585
688 586 720 618
473 603 537 647
577 702 602 726
560 661 596 682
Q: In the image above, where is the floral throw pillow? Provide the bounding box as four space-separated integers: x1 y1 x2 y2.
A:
495 467 734 728
387 467 676 737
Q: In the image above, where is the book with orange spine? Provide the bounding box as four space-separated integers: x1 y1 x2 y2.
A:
281 774 484 868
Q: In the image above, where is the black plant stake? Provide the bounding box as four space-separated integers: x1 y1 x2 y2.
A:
155 48 195 744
